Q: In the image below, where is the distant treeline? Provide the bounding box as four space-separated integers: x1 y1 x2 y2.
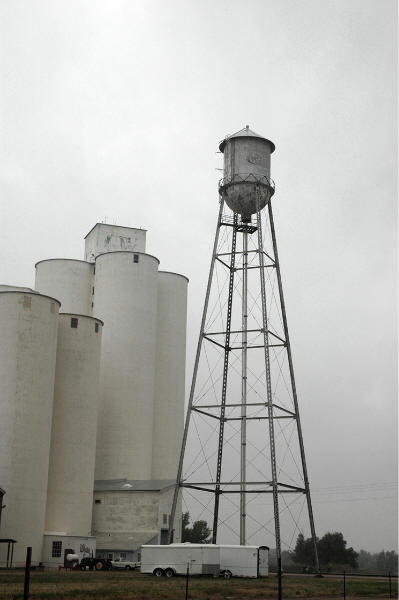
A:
181 516 398 575
357 549 398 575
268 532 398 575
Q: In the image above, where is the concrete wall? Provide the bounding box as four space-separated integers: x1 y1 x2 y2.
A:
92 487 181 553
93 252 159 480
151 272 188 479
93 490 160 553
45 314 103 537
84 224 146 262
35 259 94 315
0 292 59 566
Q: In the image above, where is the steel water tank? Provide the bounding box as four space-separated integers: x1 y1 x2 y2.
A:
219 126 275 219
151 272 188 479
35 259 94 315
45 314 103 536
93 251 159 480
0 291 59 566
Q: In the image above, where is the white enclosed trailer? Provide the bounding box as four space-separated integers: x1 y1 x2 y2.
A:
140 543 268 578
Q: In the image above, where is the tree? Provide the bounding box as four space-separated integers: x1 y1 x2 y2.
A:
182 512 211 543
318 532 358 568
291 531 358 569
291 533 318 565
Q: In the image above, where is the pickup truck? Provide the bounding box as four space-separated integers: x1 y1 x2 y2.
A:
111 558 139 570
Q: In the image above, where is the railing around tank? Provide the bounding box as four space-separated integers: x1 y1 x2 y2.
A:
219 172 275 193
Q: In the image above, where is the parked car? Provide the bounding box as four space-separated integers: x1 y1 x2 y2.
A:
111 558 139 570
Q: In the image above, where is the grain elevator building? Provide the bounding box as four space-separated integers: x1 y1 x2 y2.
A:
0 223 187 567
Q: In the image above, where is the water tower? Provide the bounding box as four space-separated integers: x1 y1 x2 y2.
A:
168 126 320 578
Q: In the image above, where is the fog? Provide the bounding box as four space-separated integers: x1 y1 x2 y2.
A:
1 0 397 552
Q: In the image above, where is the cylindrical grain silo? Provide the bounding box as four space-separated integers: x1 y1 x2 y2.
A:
45 314 103 536
219 125 275 219
151 272 188 480
0 291 59 566
93 251 159 480
35 259 94 315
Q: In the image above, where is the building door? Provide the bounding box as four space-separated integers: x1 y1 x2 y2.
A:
160 529 168 545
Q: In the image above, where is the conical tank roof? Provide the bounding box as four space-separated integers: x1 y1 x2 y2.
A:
219 125 275 153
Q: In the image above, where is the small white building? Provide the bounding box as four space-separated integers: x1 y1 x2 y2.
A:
42 533 96 568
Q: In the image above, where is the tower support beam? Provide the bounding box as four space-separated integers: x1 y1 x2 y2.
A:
168 198 225 544
267 201 320 574
240 227 248 545
255 189 282 574
212 214 238 543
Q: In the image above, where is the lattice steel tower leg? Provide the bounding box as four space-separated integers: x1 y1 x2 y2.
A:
168 127 320 576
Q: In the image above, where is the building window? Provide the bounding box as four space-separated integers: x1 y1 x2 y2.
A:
120 552 126 559
71 317 78 328
92 286 95 295
108 553 113 560
163 513 167 525
95 322 99 333
52 541 62 558
95 499 101 504
133 254 139 263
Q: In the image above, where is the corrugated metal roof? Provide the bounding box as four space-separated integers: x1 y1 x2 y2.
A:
219 125 275 153
94 479 175 492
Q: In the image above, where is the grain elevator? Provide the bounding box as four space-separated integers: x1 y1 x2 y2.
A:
0 223 187 567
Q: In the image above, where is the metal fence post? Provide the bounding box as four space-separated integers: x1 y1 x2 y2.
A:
185 562 189 600
23 547 32 600
389 571 392 599
343 570 346 600
278 557 282 600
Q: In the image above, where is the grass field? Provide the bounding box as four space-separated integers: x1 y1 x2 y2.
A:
0 570 396 599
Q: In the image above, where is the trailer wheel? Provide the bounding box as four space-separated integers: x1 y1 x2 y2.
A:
223 570 232 579
125 565 132 570
164 568 174 578
95 561 104 571
153 568 164 577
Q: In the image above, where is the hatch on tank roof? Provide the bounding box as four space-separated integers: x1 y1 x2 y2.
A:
219 125 275 153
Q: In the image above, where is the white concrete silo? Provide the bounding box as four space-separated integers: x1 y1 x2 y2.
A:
0 291 60 566
45 313 103 537
93 251 159 480
151 272 188 480
35 259 94 315
0 285 35 292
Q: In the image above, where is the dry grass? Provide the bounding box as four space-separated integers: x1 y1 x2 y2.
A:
0 570 396 599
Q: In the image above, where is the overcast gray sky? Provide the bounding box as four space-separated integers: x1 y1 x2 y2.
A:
1 0 397 552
